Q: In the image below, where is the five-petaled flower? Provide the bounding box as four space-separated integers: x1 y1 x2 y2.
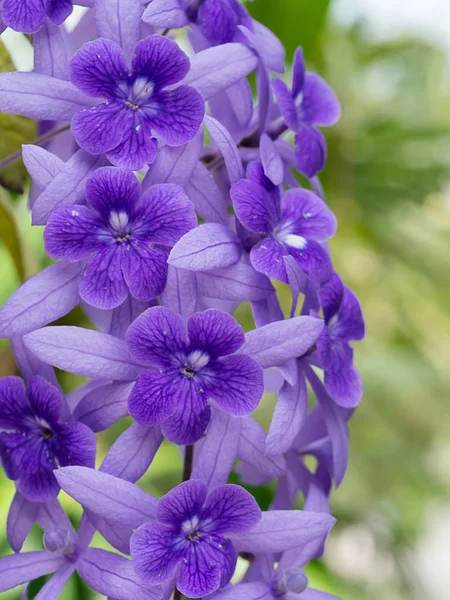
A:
272 47 341 178
130 480 261 598
317 273 365 407
2 0 72 33
44 167 197 309
126 306 264 444
69 35 205 169
0 375 95 502
231 161 337 284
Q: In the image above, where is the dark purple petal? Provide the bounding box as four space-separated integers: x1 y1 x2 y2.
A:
47 0 73 25
105 114 159 170
161 384 211 445
132 35 191 89
316 326 331 370
289 240 333 283
177 535 235 597
27 376 63 426
85 167 141 218
272 78 298 131
325 362 362 408
157 479 208 527
0 377 29 429
128 369 182 427
134 183 197 246
201 484 261 534
302 73 341 127
202 355 263 416
130 522 184 586
292 46 305 99
121 242 168 302
17 449 60 503
334 287 365 342
294 124 327 178
3 0 46 33
147 85 205 146
125 306 188 368
7 492 39 553
250 237 289 283
78 245 129 309
231 179 281 234
198 0 237 44
69 38 128 99
319 272 344 323
44 206 103 261
56 422 96 468
282 189 337 240
71 102 127 156
187 309 245 358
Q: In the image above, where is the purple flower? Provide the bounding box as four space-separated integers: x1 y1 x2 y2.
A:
316 273 365 407
272 47 341 178
231 162 337 284
126 306 264 444
196 0 253 45
69 35 205 169
0 376 95 502
43 167 197 309
2 0 73 33
130 479 261 597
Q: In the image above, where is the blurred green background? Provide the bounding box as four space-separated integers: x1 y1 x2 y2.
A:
1 1 450 598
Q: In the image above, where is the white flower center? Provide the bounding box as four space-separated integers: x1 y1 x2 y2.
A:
109 211 131 242
186 350 210 370
126 77 154 110
280 233 307 249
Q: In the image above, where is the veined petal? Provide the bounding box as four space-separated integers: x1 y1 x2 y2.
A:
272 77 298 131
288 240 333 283
282 188 337 241
0 551 65 593
250 236 290 283
71 102 128 156
132 35 190 89
302 72 341 127
79 245 129 309
69 38 128 100
294 124 327 178
44 205 103 261
142 0 189 29
2 0 46 33
121 242 168 303
85 167 141 218
106 113 159 170
201 485 261 534
128 369 181 427
95 0 142 60
187 309 245 358
231 179 280 234
161 384 211 445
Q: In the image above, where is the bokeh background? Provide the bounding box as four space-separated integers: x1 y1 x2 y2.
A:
1 0 450 598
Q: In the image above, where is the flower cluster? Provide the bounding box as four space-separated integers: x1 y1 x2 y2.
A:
0 1 364 599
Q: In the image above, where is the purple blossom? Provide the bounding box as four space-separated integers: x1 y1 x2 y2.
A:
316 273 365 407
130 480 261 597
43 167 197 309
272 47 341 178
0 376 95 502
2 0 73 33
126 306 264 444
69 35 205 169
231 162 337 283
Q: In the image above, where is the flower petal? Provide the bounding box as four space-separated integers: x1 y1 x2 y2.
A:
27 376 63 426
85 167 141 218
47 0 73 26
106 113 159 170
294 124 327 178
250 236 289 283
125 306 188 368
56 422 97 469
2 0 46 33
0 376 29 429
130 522 184 586
148 85 205 146
161 385 211 445
272 77 298 131
79 245 129 309
201 484 261 534
44 205 103 261
0 550 65 593
198 0 237 44
71 102 128 155
95 0 142 60
132 35 190 89
202 355 263 416
231 179 280 234
335 287 365 342
302 73 341 127
187 309 245 358
178 535 236 597
282 188 337 241
134 183 197 246
289 240 333 283
128 369 181 427
69 38 128 100
157 479 208 527
292 47 306 99
325 363 363 408
121 242 168 302
319 272 344 323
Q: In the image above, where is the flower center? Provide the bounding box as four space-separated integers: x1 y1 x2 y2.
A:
182 516 202 542
274 220 307 250
40 427 53 440
181 351 210 378
109 211 131 243
126 77 154 111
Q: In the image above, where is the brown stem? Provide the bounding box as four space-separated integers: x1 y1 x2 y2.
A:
173 589 182 600
0 123 71 170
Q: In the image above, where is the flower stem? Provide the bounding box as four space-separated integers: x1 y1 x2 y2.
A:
0 123 71 170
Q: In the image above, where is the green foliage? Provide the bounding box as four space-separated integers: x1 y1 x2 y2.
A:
0 41 37 194
0 190 25 282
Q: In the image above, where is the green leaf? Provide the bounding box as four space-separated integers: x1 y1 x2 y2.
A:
0 41 37 194
0 190 26 282
247 0 331 58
